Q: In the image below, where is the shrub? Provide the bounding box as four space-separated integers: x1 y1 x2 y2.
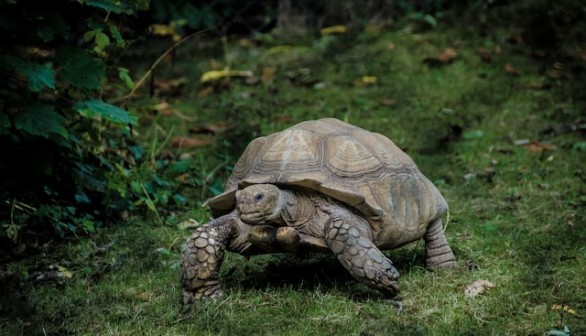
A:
0 0 159 245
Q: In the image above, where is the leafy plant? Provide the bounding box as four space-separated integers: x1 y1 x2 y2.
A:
0 0 174 245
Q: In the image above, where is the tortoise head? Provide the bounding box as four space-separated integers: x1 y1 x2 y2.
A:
236 184 284 225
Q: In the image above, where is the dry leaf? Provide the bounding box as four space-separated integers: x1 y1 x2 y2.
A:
153 77 188 95
135 292 151 301
465 279 495 298
504 63 521 76
189 122 234 135
423 48 457 66
265 45 292 55
171 136 213 148
380 98 397 106
522 140 556 152
261 66 277 83
153 101 176 116
320 25 347 35
177 218 201 230
272 114 292 123
552 304 580 317
475 48 493 62
438 48 458 63
148 24 181 42
196 86 215 98
200 69 253 83
354 76 377 87
365 24 382 35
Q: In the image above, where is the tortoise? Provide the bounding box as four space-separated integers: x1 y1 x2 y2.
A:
180 118 456 303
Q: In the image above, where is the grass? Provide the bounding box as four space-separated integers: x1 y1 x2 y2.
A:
1 10 585 336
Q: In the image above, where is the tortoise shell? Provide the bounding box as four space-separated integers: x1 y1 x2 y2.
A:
207 118 447 248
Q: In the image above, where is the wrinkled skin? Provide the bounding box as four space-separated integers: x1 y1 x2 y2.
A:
181 184 456 303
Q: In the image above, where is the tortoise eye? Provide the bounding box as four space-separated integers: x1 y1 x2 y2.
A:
254 193 263 202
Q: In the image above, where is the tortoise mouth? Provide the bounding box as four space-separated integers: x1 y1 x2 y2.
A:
238 208 282 225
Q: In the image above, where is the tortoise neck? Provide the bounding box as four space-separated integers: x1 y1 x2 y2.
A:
275 189 316 226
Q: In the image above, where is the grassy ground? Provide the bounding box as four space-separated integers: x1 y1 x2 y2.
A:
1 11 585 336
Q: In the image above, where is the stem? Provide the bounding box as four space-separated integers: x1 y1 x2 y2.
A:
110 25 220 104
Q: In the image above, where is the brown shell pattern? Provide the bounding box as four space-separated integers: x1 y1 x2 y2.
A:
208 118 447 237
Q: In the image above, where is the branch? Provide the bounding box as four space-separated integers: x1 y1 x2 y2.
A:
109 25 221 104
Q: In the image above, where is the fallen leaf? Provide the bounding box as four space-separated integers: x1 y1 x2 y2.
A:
153 101 176 116
320 25 347 35
196 86 215 98
380 98 397 106
423 48 457 66
520 82 550 90
354 76 377 87
261 66 277 83
153 77 188 95
135 292 151 301
437 48 458 63
272 114 292 123
475 48 493 62
365 24 382 35
200 68 253 83
189 122 234 135
171 136 213 148
522 140 556 152
148 24 181 42
177 218 201 230
265 45 292 55
504 63 521 76
552 304 581 317
465 279 495 298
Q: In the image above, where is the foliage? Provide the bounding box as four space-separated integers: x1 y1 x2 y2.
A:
0 0 185 244
145 0 273 33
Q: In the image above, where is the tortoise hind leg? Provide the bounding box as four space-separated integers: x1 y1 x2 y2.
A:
324 210 400 297
424 218 457 269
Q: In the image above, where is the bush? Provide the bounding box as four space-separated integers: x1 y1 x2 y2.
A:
0 0 161 245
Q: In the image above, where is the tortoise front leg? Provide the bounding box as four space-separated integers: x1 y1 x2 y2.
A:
180 212 251 303
324 210 400 297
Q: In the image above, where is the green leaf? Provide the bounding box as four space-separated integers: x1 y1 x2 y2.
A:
14 104 68 138
118 67 134 89
109 25 124 47
423 14 438 27
463 130 484 140
83 30 96 42
74 100 137 125
94 31 110 53
85 0 124 13
83 0 148 14
57 47 106 89
1 56 55 92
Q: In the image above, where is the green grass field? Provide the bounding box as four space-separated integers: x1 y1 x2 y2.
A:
1 12 585 336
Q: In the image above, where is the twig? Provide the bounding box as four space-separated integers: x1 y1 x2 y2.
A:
110 25 221 104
